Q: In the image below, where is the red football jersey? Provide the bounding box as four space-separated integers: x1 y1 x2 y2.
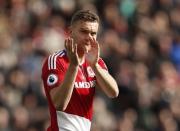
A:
41 50 108 131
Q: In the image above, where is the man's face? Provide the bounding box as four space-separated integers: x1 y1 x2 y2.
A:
70 21 99 54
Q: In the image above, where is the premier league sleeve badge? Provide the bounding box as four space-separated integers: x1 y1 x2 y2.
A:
47 74 58 86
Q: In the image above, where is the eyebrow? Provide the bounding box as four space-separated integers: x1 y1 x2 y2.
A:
79 27 97 34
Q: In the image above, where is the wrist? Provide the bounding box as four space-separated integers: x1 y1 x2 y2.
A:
91 63 99 70
69 63 79 70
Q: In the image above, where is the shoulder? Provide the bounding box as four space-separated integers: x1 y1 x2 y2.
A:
98 57 106 65
41 50 66 82
47 50 67 69
42 50 67 71
98 57 108 70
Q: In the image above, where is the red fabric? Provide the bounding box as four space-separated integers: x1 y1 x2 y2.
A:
41 50 108 131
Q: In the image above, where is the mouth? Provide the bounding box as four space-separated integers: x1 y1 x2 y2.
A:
82 43 91 53
84 41 91 46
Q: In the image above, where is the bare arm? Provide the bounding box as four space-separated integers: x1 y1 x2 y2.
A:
92 64 119 98
50 64 78 111
86 38 119 98
50 38 79 111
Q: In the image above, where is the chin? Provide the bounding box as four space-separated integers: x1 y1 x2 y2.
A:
86 46 91 51
83 49 88 53
79 45 91 54
85 48 91 53
82 47 88 52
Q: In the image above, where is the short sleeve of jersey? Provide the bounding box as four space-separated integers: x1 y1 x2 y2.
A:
41 51 66 91
98 58 108 71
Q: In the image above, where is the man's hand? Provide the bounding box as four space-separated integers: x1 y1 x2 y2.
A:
85 37 119 98
85 38 100 67
51 37 79 111
65 37 80 66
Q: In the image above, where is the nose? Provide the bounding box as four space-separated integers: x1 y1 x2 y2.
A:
85 33 92 41
84 34 92 44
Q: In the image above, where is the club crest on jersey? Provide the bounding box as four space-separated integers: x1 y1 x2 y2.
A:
87 66 95 77
47 74 58 86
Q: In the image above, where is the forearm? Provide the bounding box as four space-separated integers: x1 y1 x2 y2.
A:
50 64 78 111
92 63 119 98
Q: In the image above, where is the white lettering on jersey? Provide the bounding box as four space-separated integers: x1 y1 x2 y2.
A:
79 82 85 88
74 80 96 88
48 50 65 70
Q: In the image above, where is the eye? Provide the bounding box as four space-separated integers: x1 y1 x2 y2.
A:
91 32 96 36
80 30 88 34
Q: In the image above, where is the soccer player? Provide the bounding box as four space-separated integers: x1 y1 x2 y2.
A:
41 10 119 131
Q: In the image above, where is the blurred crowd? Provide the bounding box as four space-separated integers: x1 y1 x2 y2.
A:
1 0 180 131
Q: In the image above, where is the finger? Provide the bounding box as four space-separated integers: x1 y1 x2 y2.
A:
88 37 95 48
92 37 95 42
70 38 74 53
89 37 94 44
74 43 77 54
90 37 98 47
67 37 71 51
96 41 100 49
65 38 68 50
93 37 98 44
